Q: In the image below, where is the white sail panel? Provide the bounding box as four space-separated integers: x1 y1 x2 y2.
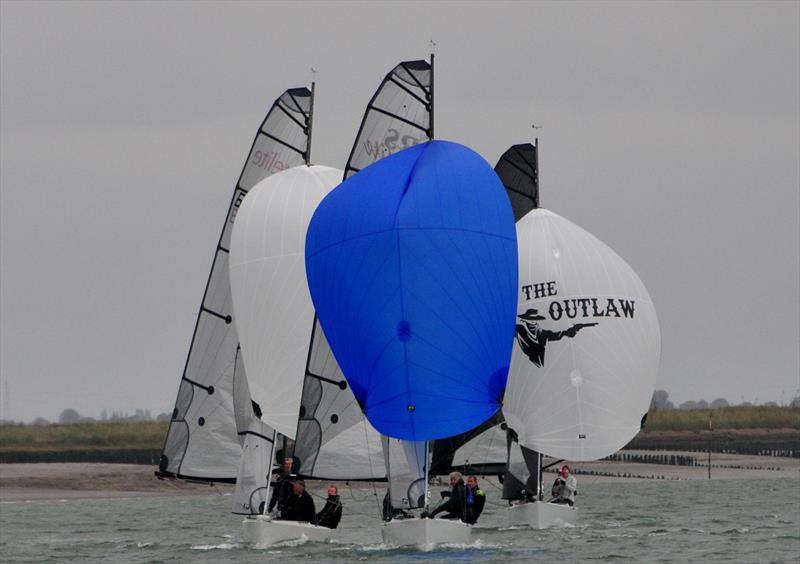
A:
450 422 507 470
299 417 386 480
294 319 387 480
232 429 275 515
504 209 660 461
229 165 342 439
384 437 427 510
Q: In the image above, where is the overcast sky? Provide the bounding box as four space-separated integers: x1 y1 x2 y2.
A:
1 1 798 422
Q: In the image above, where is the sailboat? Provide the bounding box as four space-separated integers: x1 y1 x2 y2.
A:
497 141 661 528
157 85 345 544
305 61 520 549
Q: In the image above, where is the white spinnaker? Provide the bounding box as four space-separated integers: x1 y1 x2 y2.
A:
229 165 343 439
504 209 661 461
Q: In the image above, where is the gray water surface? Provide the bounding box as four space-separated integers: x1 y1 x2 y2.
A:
1 478 798 563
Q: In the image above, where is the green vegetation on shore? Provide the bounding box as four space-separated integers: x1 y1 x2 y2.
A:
0 420 168 453
644 405 800 432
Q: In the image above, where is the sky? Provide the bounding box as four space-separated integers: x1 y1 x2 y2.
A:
1 1 798 422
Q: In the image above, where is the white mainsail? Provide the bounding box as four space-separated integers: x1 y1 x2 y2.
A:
229 165 342 440
503 208 661 461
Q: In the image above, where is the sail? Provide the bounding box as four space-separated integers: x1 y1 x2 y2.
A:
158 87 313 481
229 165 342 439
384 437 427 510
343 60 432 179
293 58 433 479
230 346 276 513
293 319 386 480
504 208 661 461
232 428 275 515
305 140 518 441
430 412 506 476
495 142 538 220
501 431 541 500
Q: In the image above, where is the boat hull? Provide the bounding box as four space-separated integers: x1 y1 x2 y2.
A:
507 501 578 528
241 516 334 546
381 517 471 548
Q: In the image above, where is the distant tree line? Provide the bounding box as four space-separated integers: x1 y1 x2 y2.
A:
650 390 800 411
24 408 172 426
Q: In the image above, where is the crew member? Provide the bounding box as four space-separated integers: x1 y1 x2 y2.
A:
268 457 295 514
551 465 577 506
316 484 343 529
464 475 486 524
280 479 317 523
428 471 467 521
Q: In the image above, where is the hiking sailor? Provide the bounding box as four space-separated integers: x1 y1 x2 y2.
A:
426 471 468 521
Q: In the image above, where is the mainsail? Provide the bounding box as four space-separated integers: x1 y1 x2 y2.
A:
158 87 313 482
292 59 432 483
495 142 539 219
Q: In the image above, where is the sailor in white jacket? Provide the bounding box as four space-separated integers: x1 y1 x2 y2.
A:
551 465 577 506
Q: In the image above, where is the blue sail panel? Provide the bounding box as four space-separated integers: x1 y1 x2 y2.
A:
305 140 518 441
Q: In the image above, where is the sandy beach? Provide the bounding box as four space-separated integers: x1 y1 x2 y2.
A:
2 451 797 502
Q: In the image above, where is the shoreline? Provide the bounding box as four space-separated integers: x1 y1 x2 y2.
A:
1 452 798 503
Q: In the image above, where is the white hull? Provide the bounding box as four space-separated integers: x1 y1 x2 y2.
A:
381 517 471 548
507 501 578 529
241 516 334 546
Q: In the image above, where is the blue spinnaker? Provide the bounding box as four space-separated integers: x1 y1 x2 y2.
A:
305 140 518 441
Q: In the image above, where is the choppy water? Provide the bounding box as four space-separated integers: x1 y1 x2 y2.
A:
1 478 798 563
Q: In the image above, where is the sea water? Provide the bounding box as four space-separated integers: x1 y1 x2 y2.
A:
1 478 798 563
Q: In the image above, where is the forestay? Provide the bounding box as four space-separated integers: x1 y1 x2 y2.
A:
504 209 661 460
229 165 342 439
305 140 518 441
158 88 313 481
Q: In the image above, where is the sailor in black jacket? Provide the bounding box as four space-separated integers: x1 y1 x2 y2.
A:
280 479 317 523
316 484 343 529
428 471 467 521
268 457 296 514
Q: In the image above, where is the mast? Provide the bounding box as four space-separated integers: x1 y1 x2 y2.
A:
306 81 315 165
429 53 434 140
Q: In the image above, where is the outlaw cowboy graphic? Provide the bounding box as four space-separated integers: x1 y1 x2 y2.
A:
515 309 598 367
